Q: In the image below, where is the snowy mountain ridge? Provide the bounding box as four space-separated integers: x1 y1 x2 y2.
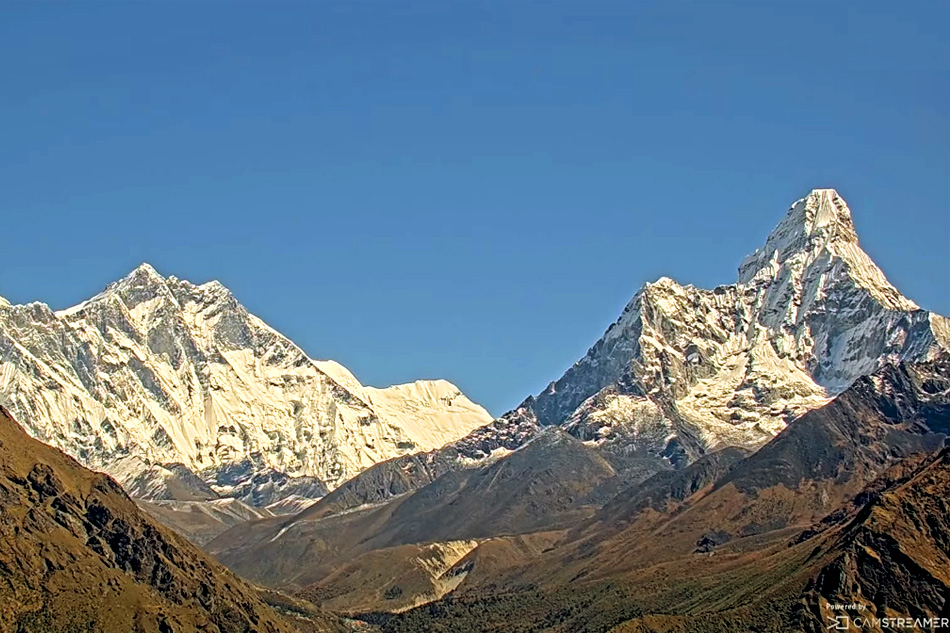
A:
528 188 948 461
0 264 492 502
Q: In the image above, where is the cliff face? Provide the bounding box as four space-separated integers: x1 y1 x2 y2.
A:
798 447 950 633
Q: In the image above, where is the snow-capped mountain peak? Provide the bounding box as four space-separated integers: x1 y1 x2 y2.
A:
207 188 948 516
121 261 166 285
740 189 857 276
524 188 946 465
0 266 492 504
777 188 857 245
56 262 172 319
737 189 916 311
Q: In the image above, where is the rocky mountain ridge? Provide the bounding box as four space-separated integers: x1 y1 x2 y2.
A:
207 358 950 631
529 189 947 456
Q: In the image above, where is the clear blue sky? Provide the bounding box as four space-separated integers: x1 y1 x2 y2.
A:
1 1 948 415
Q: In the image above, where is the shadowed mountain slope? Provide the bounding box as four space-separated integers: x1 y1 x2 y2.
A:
0 405 345 633
208 428 617 594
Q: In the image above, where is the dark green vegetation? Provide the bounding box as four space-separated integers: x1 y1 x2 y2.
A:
366 583 648 633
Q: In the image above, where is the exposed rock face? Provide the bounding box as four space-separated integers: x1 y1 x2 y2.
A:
305 407 542 518
207 427 618 596
798 447 950 633
137 497 275 546
0 264 492 503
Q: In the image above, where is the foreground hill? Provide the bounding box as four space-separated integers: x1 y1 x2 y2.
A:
0 405 346 633
795 446 950 632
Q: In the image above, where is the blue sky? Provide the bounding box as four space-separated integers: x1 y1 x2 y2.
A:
1 1 948 415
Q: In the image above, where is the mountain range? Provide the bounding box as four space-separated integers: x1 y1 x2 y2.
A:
345 358 950 633
292 189 949 517
1 187 947 632
202 189 950 631
208 357 950 632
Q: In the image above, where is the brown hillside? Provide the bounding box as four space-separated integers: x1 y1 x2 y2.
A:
0 405 343 633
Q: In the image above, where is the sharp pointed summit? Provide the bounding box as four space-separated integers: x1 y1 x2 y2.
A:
1 188 945 529
532 187 946 449
350 191 943 504
131 261 162 276
110 262 174 308
739 189 860 281
785 188 858 245
738 189 917 313
112 262 168 290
